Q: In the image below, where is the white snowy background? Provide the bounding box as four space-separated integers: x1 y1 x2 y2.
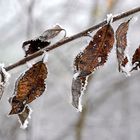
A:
0 0 140 140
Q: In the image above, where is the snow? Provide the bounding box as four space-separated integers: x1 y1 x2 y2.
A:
107 13 113 24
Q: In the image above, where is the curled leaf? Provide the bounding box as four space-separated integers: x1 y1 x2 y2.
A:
131 46 140 71
39 25 66 40
116 20 130 73
9 61 47 115
72 76 88 112
72 23 114 111
22 39 50 57
22 25 66 57
18 105 32 129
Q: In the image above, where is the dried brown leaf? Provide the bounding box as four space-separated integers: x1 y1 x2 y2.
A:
74 24 114 75
22 39 50 57
9 96 25 115
22 25 66 57
131 46 140 71
72 24 114 111
116 20 130 72
9 61 47 115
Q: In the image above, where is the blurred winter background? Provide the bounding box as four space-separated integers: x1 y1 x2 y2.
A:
0 0 140 140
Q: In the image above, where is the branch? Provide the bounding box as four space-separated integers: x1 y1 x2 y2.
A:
5 7 140 71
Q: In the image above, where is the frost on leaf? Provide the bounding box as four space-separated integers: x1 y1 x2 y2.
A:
9 61 48 115
72 23 114 111
74 24 114 75
22 25 66 57
107 13 113 24
0 64 10 100
131 46 140 71
43 52 49 63
39 25 66 41
72 76 88 112
116 20 130 73
18 105 32 129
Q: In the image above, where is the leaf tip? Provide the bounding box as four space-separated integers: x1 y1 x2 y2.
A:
71 101 82 112
8 110 16 115
20 119 29 129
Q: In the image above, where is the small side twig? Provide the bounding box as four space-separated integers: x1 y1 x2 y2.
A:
5 7 140 72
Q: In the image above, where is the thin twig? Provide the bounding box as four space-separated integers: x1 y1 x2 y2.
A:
5 7 140 71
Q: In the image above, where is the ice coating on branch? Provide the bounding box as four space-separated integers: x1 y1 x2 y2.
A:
107 13 113 24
